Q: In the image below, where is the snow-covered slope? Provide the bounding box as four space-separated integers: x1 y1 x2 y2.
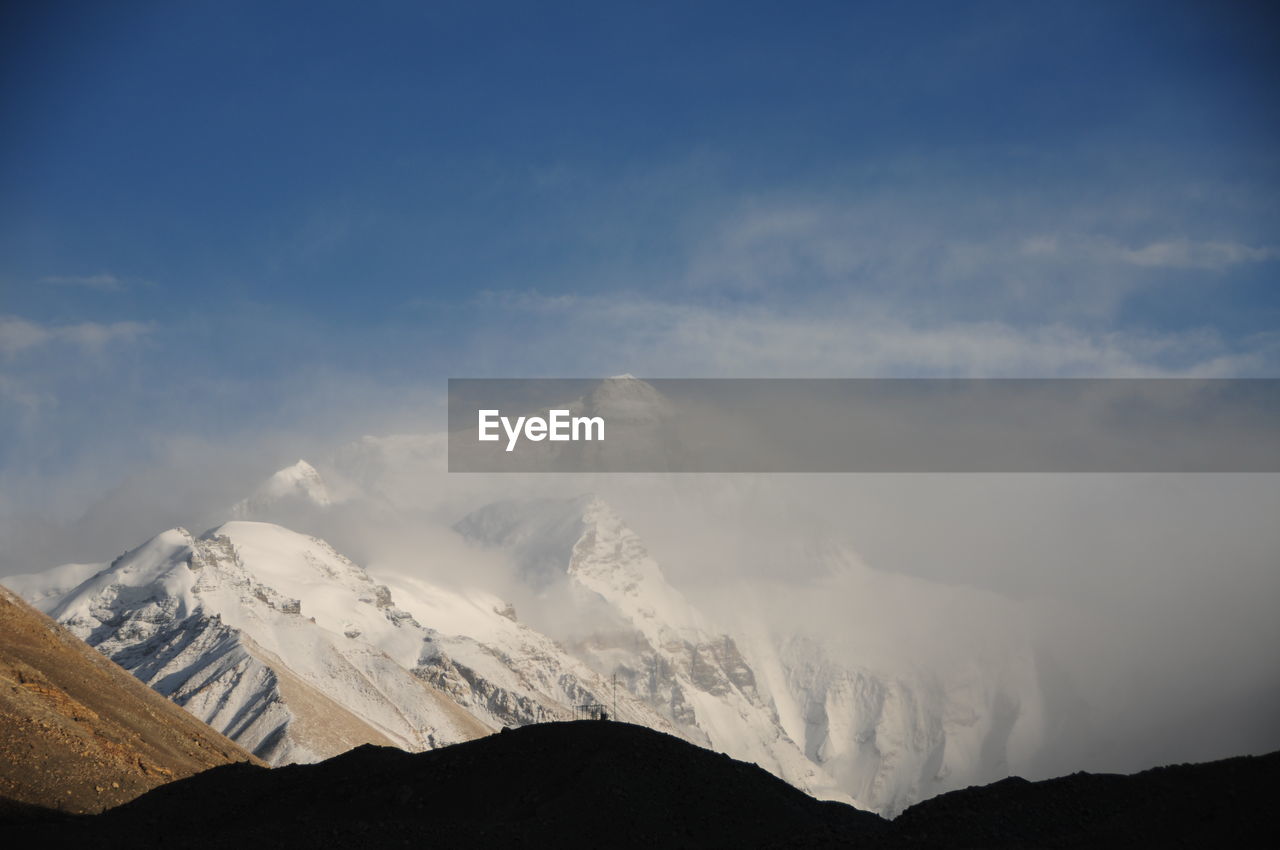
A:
385 572 677 733
5 520 675 767
8 523 488 763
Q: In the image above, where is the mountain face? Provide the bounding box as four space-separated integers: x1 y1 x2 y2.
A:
9 523 484 764
455 495 842 800
710 543 1052 817
8 477 1050 815
5 521 672 768
454 496 1050 816
743 628 1041 816
6 397 1054 816
0 584 258 814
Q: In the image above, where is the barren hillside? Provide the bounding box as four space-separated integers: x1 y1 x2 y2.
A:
0 584 261 814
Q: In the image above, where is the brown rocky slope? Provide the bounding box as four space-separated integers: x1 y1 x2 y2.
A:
0 584 261 815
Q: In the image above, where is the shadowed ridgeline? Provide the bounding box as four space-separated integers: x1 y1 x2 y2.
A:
8 718 1279 848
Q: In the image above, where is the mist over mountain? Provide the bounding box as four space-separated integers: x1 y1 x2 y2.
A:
4 378 1279 816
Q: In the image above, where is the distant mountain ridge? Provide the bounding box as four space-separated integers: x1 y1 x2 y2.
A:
6 460 1052 815
2 380 1059 815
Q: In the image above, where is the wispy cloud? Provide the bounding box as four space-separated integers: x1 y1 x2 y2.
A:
670 193 1280 328
0 373 53 412
0 315 152 355
478 292 1278 378
1119 239 1278 271
1021 234 1280 271
40 273 126 292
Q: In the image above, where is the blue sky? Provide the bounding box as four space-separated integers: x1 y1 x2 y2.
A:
2 0 1279 509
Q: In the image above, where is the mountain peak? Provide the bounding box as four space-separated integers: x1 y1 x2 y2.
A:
455 495 701 638
230 459 333 520
262 459 331 504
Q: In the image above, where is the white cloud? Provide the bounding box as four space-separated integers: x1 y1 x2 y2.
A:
1120 239 1278 270
0 316 50 354
0 373 53 412
40 273 125 291
0 315 151 355
60 320 152 349
486 292 1273 378
674 194 1277 330
1019 233 1278 271
683 203 910 294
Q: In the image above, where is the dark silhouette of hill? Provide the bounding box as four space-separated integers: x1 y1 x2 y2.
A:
0 586 260 815
7 719 1277 848
886 750 1278 848
10 721 885 848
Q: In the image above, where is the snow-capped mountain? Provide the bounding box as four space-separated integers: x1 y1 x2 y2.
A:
7 523 486 763
3 380 1058 816
4 520 671 766
454 495 1051 816
454 495 844 801
230 459 334 519
712 547 1050 816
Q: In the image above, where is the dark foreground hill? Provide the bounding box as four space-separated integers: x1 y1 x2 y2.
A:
11 720 884 848
8 720 1278 849
0 586 260 816
888 749 1278 848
